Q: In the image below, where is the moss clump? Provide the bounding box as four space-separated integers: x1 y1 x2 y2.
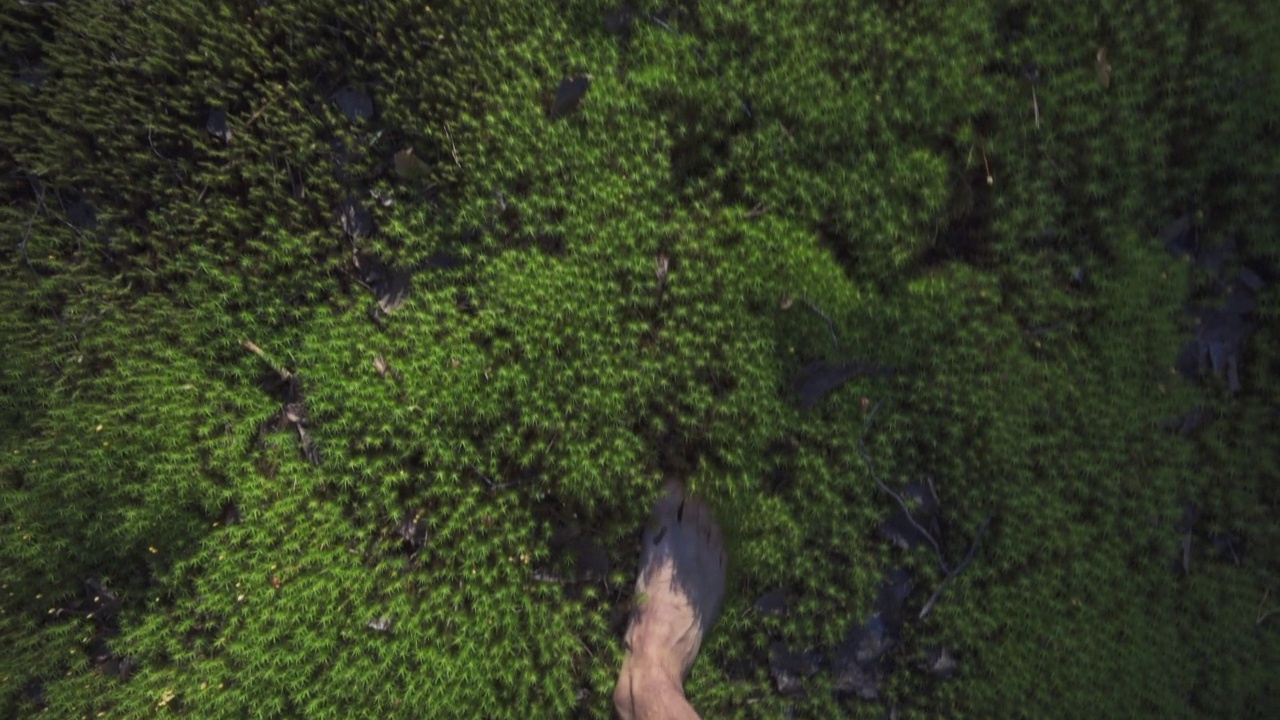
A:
2 0 1277 718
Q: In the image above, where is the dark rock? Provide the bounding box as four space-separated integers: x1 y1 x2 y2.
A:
876 568 915 631
258 372 321 465
831 638 884 699
397 509 429 553
793 361 894 411
726 655 755 682
339 198 375 239
333 139 361 184
88 635 112 664
18 60 48 91
352 252 412 314
82 577 121 626
68 196 98 231
1173 340 1201 381
393 147 428 179
1193 235 1237 279
206 108 231 142
539 524 610 583
99 654 139 679
20 679 46 709
1161 215 1194 257
754 588 789 617
604 5 637 39
1162 405 1214 436
848 614 896 665
221 502 242 526
567 536 610 582
550 75 591 120
1173 501 1198 575
768 641 822 695
1237 267 1266 292
1224 276 1259 315
424 251 466 270
333 87 374 123
1193 308 1252 394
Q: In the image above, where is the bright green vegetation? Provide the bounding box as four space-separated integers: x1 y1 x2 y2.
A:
2 0 1278 717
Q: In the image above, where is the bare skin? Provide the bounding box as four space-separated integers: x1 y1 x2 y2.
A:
614 481 727 720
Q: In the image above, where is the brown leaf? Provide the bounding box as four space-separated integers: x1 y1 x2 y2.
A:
393 147 427 179
1095 47 1112 89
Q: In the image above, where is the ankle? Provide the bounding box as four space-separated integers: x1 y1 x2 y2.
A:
614 661 693 720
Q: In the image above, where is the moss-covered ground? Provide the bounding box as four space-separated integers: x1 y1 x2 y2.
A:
2 1 1278 717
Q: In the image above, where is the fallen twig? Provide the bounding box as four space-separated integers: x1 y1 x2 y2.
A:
858 401 993 620
918 516 991 620
470 464 534 493
801 296 841 351
243 83 292 131
242 339 291 381
444 124 462 169
1257 589 1279 626
859 402 944 570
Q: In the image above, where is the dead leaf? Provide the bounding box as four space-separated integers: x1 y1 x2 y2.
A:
1095 47 1111 89
393 147 427 179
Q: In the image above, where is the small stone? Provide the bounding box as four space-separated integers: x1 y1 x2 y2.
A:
923 646 958 679
604 5 637 39
1161 215 1194 257
549 75 591 121
339 198 374 239
67 196 98 231
333 87 374 123
768 641 822 695
393 147 427 179
206 108 231 142
754 588 788 617
831 647 881 699
18 60 48 91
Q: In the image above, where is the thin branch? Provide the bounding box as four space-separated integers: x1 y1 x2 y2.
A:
1257 589 1279 626
243 83 292 130
242 339 291 381
858 402 945 570
860 402 993 620
470 464 531 492
801 296 840 351
444 124 462 169
645 13 675 33
916 517 991 621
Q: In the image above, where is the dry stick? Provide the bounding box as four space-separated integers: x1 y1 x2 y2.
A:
243 83 292 131
18 175 48 272
858 401 993 618
801 296 841 351
979 134 994 186
858 402 946 571
242 339 291 381
1257 590 1279 626
444 124 462 169
918 517 992 620
470 464 531 493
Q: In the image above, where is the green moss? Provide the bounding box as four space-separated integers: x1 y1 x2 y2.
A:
2 0 1277 718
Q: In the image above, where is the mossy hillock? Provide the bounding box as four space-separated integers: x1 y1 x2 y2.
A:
2 0 1277 718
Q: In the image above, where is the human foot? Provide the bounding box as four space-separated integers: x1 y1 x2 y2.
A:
620 481 727 682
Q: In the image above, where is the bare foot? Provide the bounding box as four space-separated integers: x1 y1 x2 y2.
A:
614 481 727 719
